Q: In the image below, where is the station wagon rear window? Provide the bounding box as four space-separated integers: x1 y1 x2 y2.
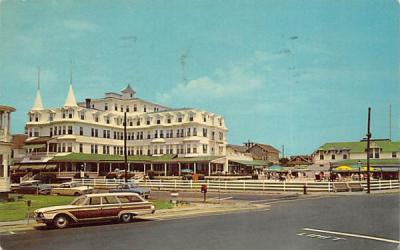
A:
117 195 143 203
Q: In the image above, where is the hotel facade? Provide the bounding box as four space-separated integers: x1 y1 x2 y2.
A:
20 83 231 178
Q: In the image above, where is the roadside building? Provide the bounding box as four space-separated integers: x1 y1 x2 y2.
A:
0 105 15 196
244 142 280 164
18 82 228 178
312 139 400 179
287 155 313 168
226 144 268 174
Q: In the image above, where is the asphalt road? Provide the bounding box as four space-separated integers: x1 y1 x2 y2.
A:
1 193 398 250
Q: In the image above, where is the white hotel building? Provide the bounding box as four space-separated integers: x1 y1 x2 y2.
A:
21 83 229 177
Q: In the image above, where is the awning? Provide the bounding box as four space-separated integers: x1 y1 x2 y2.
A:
229 160 269 167
23 144 46 149
14 164 55 170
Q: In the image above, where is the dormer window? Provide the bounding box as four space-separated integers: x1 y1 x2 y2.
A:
134 104 137 112
157 119 160 124
105 117 110 124
105 103 108 110
94 116 99 122
144 105 147 112
114 104 118 111
146 119 150 125
167 118 171 123
203 116 207 122
80 113 85 120
126 106 130 112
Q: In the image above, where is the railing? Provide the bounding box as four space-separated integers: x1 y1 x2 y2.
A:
71 178 400 193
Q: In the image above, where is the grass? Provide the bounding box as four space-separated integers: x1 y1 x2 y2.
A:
0 195 75 222
0 195 173 222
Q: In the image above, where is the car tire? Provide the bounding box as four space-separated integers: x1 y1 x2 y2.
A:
73 192 80 196
120 214 132 223
53 215 69 229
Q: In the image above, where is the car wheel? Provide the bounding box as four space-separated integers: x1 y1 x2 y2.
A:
144 195 149 199
120 214 131 223
73 192 80 196
53 215 69 229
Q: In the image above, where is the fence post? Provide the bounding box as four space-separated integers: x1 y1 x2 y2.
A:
328 181 331 193
225 181 227 190
190 180 193 189
379 179 381 190
82 178 85 185
263 181 265 192
283 181 286 192
174 180 177 190
243 181 246 191
390 179 392 189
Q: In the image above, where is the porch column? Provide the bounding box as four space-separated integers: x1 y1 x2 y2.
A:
178 162 181 176
96 162 100 174
109 163 112 173
143 163 146 175
150 163 154 171
164 163 167 176
208 162 211 176
194 162 197 174
128 163 130 172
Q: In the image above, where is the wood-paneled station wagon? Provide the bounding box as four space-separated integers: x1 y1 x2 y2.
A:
34 193 155 229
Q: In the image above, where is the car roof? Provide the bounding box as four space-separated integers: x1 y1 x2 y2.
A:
83 192 142 197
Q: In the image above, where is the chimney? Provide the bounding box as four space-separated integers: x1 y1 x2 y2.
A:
85 98 91 108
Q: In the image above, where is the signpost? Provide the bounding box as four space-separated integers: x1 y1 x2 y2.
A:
366 107 372 194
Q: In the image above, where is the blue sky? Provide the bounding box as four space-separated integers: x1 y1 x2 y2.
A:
0 0 399 155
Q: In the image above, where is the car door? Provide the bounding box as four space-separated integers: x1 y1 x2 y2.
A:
100 196 121 219
70 196 103 221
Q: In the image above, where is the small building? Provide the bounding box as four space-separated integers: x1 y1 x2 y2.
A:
244 142 280 164
287 155 313 168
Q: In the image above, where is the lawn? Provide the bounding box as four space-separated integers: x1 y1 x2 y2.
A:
0 195 172 222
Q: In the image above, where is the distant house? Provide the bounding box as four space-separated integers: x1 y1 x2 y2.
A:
244 142 280 164
11 134 27 165
287 155 312 168
226 144 269 174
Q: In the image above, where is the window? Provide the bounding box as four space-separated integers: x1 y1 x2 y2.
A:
193 146 197 154
203 128 208 137
117 195 142 203
203 117 207 122
374 152 380 159
157 119 160 124
189 115 194 121
331 154 335 160
106 117 110 124
160 130 164 138
102 196 119 204
54 126 57 135
79 127 83 136
134 104 137 112
343 154 348 160
89 197 101 205
68 126 73 134
80 113 85 120
68 113 73 119
146 119 150 125
178 117 182 122
62 126 66 134
203 144 208 154
79 144 83 153
193 128 197 136
137 120 140 126
115 104 118 111
167 118 171 124
50 128 53 137
392 152 397 158
144 105 147 112
95 116 99 122
104 103 108 110
187 128 191 136
126 106 130 112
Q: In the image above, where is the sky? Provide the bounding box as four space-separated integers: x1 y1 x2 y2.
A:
0 0 399 156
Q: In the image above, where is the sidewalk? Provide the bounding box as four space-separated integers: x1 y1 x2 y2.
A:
0 201 266 233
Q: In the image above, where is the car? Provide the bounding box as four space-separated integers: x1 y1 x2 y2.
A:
11 180 51 195
34 192 155 229
109 183 151 199
51 182 94 196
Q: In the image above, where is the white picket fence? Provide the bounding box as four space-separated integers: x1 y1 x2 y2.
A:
72 178 400 193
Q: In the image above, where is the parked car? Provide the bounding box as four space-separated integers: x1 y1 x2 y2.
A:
11 180 51 195
34 192 155 229
109 183 151 199
51 182 94 196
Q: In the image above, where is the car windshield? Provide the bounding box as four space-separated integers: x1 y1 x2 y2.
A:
71 197 86 206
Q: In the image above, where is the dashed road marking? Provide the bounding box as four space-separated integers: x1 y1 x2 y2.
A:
303 228 400 244
297 232 342 241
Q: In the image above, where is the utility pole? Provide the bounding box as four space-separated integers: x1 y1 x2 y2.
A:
282 145 285 159
124 111 128 183
366 107 371 194
389 104 392 140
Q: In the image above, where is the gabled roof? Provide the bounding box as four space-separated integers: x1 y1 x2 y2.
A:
287 155 312 165
227 144 248 153
316 140 400 153
248 143 280 153
64 84 78 107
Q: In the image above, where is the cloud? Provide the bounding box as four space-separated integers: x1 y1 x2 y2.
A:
158 50 288 105
63 19 97 32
